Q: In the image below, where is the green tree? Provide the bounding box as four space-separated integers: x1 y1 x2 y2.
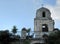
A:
0 30 20 44
43 34 48 44
0 30 12 44
23 39 31 44
48 30 60 44
12 26 18 35
27 28 31 36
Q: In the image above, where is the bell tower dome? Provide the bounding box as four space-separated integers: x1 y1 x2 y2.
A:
34 7 54 38
36 7 52 20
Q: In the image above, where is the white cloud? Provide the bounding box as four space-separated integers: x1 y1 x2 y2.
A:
54 0 60 20
57 0 60 5
45 0 60 21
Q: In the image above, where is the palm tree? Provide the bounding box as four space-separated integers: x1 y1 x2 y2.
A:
12 26 18 35
27 28 31 36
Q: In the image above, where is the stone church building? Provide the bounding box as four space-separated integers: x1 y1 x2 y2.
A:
31 7 54 44
11 7 56 44
20 7 55 44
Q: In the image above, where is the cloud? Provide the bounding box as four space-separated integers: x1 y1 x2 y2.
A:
54 0 60 20
57 0 60 5
45 0 60 29
45 0 60 21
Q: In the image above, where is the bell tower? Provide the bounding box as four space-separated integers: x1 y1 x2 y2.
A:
34 7 54 38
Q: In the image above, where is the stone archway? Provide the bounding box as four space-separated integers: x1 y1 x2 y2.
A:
42 24 48 32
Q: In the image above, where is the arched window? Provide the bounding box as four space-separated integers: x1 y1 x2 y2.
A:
42 11 45 17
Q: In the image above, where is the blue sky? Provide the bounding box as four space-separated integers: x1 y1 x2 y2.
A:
0 0 59 31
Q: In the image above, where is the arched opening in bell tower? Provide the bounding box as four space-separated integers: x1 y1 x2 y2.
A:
42 24 48 32
42 11 46 17
34 43 40 44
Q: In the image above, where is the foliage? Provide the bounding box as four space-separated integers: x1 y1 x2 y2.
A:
12 26 18 35
0 29 20 44
23 39 30 44
48 30 60 44
27 28 31 36
43 34 48 44
0 30 12 44
26 28 34 39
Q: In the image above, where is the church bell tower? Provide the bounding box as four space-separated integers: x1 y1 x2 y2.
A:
34 7 54 38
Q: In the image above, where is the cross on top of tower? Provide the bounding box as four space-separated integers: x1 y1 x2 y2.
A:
41 4 44 7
